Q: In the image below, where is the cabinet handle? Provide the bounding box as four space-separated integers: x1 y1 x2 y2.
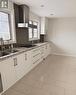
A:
13 58 17 66
25 54 27 60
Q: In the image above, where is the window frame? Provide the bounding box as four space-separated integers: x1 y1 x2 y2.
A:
28 20 39 41
28 27 33 40
33 28 38 39
0 11 12 41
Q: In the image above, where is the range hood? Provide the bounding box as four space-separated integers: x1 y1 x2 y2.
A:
18 4 29 28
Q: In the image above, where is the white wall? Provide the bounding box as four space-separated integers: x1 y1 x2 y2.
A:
47 18 76 57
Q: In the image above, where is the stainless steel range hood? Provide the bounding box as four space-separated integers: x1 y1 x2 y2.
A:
17 4 29 28
18 23 28 28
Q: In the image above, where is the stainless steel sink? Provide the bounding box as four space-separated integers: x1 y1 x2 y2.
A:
9 49 19 53
20 44 37 48
0 49 19 57
0 52 10 57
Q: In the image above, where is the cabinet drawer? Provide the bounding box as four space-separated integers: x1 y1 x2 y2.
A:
32 53 41 64
32 48 40 55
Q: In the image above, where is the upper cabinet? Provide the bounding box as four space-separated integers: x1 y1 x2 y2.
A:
41 17 49 34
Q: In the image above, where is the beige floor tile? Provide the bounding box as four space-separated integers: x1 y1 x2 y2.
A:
11 82 36 94
65 88 76 95
2 89 25 95
43 84 65 95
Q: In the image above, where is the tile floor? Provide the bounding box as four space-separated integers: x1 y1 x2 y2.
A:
2 55 76 95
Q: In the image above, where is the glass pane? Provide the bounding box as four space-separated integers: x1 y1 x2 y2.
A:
29 20 32 24
0 12 10 40
33 22 38 25
33 29 38 38
29 28 33 39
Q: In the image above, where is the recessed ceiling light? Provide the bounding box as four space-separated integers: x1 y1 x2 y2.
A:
40 5 44 7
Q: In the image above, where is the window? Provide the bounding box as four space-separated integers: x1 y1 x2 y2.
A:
33 29 38 38
29 27 33 39
29 21 39 40
33 21 38 26
0 12 11 40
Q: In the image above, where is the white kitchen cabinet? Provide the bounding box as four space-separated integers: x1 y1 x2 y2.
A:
40 45 46 59
41 17 49 34
0 58 16 92
13 53 25 81
47 43 51 56
23 51 33 72
40 43 51 59
13 51 32 81
44 44 48 58
0 51 32 93
0 42 51 94
44 43 51 58
31 47 41 67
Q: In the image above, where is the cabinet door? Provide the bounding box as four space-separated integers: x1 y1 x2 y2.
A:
44 43 51 57
41 17 46 34
41 17 48 34
13 53 25 81
24 51 33 73
40 45 45 59
41 44 50 58
0 58 16 92
13 51 32 81
44 44 48 58
24 51 32 68
47 43 51 55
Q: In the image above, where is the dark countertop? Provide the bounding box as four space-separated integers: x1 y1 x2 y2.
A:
0 42 48 61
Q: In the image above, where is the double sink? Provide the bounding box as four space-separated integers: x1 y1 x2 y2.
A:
0 49 19 57
20 44 37 48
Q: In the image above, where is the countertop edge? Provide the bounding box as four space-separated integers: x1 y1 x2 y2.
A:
0 42 48 62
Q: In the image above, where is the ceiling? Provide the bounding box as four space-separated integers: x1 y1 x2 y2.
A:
12 0 76 18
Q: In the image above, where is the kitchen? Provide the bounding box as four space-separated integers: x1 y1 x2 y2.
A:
0 0 76 95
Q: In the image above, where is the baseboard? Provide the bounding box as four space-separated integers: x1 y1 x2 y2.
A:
51 52 76 58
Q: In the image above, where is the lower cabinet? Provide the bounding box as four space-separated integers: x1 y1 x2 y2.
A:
40 43 51 59
32 47 41 65
45 43 51 57
0 51 32 92
13 51 32 81
13 53 26 81
0 58 16 92
0 43 51 94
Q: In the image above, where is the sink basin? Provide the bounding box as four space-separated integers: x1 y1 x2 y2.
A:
0 49 19 57
9 49 19 53
0 52 10 57
20 44 37 48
